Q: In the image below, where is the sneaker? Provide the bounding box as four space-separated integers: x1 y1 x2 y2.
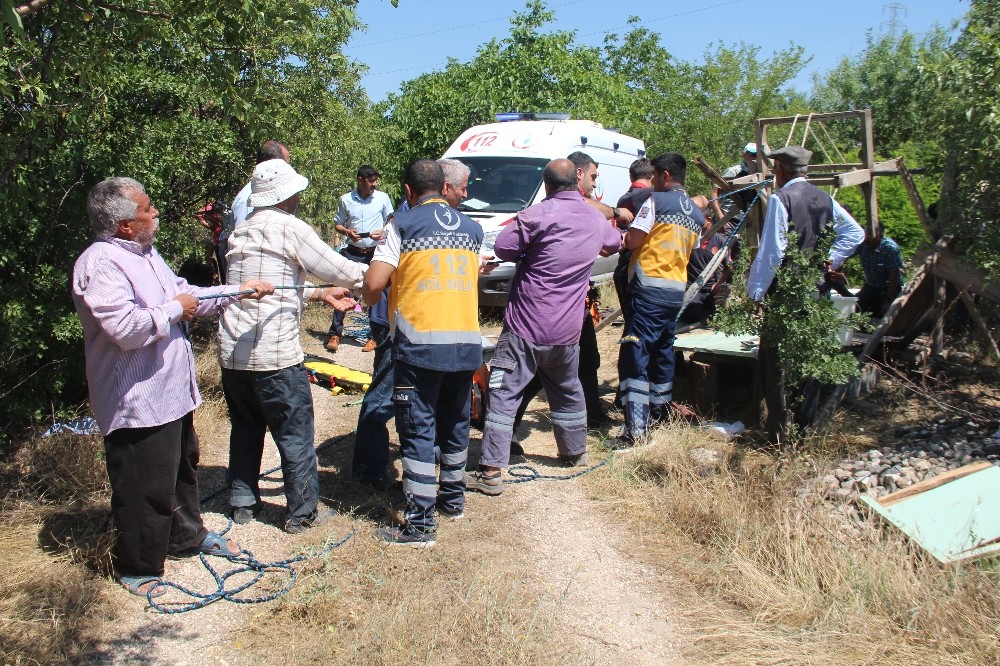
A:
437 505 465 521
376 524 436 548
602 436 635 451
232 506 256 525
466 469 503 496
325 335 340 352
558 452 589 467
361 338 377 352
284 507 337 535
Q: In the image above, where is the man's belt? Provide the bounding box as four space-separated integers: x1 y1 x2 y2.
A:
344 245 375 256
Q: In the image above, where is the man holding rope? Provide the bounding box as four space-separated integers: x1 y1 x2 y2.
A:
72 177 273 597
609 152 703 449
220 159 363 534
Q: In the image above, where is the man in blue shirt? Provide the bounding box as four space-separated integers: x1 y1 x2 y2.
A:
326 165 394 353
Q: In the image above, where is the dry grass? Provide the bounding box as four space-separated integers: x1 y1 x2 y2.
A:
586 422 1000 665
248 539 567 665
0 432 116 665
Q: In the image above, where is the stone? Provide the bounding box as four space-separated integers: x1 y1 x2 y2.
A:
834 468 853 481
867 449 883 460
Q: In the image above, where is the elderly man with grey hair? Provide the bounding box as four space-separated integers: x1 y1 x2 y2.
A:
221 159 365 534
72 177 273 598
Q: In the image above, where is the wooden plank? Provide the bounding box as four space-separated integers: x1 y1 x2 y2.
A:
958 290 1000 361
925 249 1000 305
878 461 993 508
728 173 766 187
694 157 728 189
859 260 931 364
593 307 621 333
835 168 872 188
931 276 947 357
859 108 879 238
896 157 935 241
758 110 868 125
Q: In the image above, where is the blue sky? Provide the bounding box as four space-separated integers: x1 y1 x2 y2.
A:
344 0 968 102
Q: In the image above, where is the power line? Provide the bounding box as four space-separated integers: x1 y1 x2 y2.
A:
345 0 589 50
359 0 749 78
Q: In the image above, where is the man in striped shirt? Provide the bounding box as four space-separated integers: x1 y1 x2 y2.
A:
72 177 273 597
220 159 365 534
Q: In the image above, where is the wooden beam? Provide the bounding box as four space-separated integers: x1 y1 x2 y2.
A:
835 169 872 188
958 290 1000 361
859 108 879 238
878 461 993 508
728 173 766 187
896 157 936 241
921 249 1000 305
758 110 868 125
694 157 728 190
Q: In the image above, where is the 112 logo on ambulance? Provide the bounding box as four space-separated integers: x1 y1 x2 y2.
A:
459 132 499 152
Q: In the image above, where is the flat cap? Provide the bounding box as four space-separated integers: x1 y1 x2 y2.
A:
767 145 812 167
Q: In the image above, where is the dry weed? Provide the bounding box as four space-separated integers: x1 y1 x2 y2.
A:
587 422 1000 665
17 433 108 504
0 508 116 664
247 523 573 665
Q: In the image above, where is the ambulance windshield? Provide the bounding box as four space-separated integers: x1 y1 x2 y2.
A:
455 157 548 213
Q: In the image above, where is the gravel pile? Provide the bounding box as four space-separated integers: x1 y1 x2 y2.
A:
816 415 1000 503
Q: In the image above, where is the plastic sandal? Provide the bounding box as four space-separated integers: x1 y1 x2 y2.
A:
119 575 167 598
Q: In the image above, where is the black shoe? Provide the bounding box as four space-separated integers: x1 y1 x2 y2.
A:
356 474 399 492
376 524 436 548
285 507 337 534
509 440 526 465
232 506 256 525
558 452 590 467
587 409 614 428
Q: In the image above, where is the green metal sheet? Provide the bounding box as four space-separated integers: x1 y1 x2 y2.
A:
673 330 758 359
860 465 1000 563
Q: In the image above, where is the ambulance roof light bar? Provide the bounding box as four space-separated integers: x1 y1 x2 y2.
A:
495 112 572 122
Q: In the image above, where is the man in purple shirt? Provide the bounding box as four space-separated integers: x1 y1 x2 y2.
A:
466 159 622 496
72 177 272 597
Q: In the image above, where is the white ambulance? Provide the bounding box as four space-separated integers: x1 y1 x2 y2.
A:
440 113 646 307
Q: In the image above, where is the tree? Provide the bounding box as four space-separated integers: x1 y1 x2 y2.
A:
0 1 370 439
927 0 1000 275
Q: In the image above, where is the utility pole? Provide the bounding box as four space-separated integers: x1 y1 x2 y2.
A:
881 2 907 36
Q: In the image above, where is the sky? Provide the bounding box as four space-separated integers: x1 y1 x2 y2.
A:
344 0 969 102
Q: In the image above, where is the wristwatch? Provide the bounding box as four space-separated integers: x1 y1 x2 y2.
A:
612 207 621 220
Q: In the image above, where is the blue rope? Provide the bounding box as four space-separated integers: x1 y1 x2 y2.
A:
147 527 356 613
504 458 608 484
145 432 356 613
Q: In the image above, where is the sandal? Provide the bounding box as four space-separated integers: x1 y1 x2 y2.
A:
195 531 241 557
119 575 167 598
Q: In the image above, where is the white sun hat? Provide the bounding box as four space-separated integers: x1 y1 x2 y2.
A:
248 159 308 207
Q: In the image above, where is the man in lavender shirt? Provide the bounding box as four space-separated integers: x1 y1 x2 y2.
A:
466 159 622 496
72 177 272 597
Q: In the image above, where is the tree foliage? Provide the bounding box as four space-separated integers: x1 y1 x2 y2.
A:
383 1 809 196
0 0 370 438
926 0 1000 274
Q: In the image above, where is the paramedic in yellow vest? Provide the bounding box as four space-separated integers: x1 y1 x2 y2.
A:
610 152 703 447
362 159 484 547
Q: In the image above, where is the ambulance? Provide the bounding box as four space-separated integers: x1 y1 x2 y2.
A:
440 113 646 307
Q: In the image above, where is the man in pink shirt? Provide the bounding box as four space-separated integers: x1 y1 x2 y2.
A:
72 177 272 597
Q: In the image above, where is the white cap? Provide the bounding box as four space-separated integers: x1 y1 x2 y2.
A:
248 159 308 207
744 142 758 155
